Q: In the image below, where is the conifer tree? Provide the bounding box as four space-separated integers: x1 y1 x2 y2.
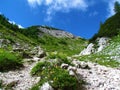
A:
114 1 120 13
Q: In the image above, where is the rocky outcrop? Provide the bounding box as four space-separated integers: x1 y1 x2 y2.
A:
80 43 95 55
96 37 110 52
79 37 110 56
38 27 75 38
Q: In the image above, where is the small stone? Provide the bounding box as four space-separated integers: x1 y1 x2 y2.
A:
35 77 41 83
61 63 69 69
38 51 46 58
89 71 92 74
68 66 77 72
40 82 54 90
69 70 75 76
6 80 19 87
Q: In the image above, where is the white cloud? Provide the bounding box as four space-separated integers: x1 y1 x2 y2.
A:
45 0 53 5
18 25 24 29
89 11 98 17
27 0 90 21
9 21 24 29
27 0 42 7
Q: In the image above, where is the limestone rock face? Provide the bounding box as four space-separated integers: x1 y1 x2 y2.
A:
80 37 110 56
97 37 110 52
80 43 95 55
38 27 75 38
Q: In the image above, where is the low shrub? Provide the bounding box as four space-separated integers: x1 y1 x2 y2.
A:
31 61 50 76
31 61 85 90
0 49 23 72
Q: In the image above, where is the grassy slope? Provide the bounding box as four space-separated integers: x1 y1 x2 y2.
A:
0 21 87 71
38 35 87 57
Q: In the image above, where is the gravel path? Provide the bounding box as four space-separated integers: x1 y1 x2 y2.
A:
76 62 120 90
0 59 40 90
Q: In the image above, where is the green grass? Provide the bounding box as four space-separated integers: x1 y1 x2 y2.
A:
0 49 23 72
38 35 87 56
47 52 72 65
76 54 120 68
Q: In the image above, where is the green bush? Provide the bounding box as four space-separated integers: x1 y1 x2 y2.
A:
31 61 50 76
0 49 23 72
31 61 85 90
49 67 77 90
31 66 79 90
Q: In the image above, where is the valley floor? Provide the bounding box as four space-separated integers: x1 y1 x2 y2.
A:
0 59 120 90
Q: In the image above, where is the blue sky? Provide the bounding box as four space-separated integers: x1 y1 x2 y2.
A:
0 0 120 39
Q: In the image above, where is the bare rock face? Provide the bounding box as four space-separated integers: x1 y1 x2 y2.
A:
96 37 110 52
80 43 95 56
40 82 54 90
79 37 110 56
38 27 75 38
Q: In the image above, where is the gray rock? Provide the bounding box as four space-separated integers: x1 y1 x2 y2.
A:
80 43 95 55
69 70 75 76
0 39 10 48
13 48 24 52
38 51 46 58
79 37 110 56
21 52 32 59
97 37 110 52
61 63 69 69
79 62 90 69
38 27 75 38
31 46 46 58
72 60 90 69
68 66 77 72
40 82 54 90
6 80 19 87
